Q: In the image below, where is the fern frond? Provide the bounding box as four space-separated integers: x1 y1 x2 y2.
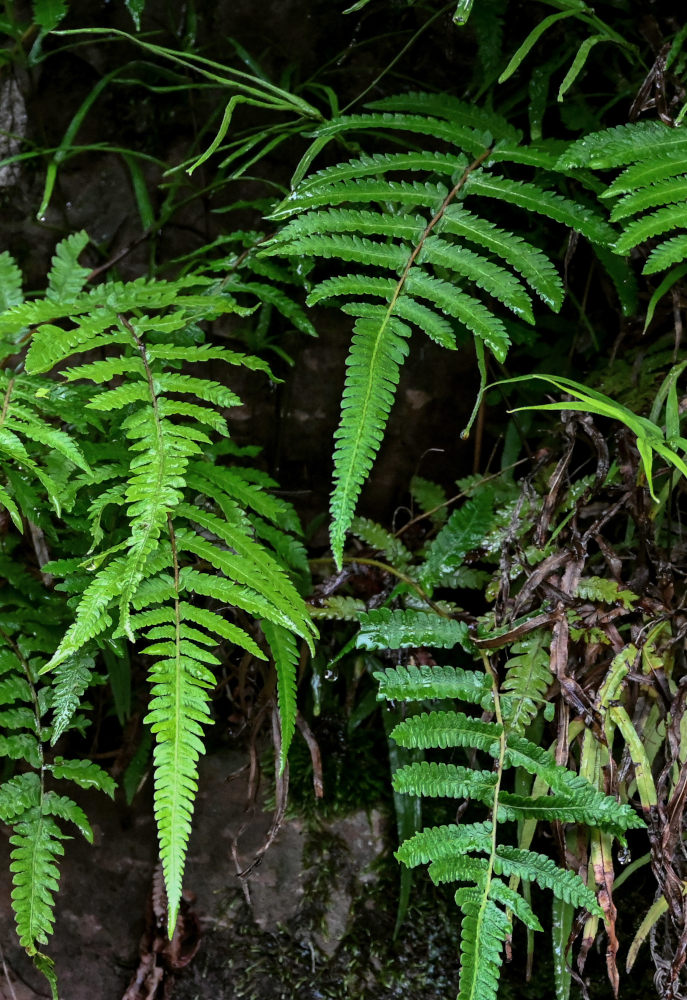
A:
300 110 492 156
368 92 519 141
50 654 95 745
488 879 542 932
46 231 90 302
0 251 23 312
503 735 644 831
456 892 510 1000
421 490 495 588
261 619 299 772
309 596 367 621
9 812 65 952
396 821 494 866
390 710 502 752
420 236 534 322
405 273 510 360
393 760 498 800
358 608 473 651
610 177 687 221
330 313 411 564
559 121 687 170
375 663 493 706
500 631 552 735
441 205 563 308
614 203 687 255
144 635 213 936
297 151 462 192
350 515 412 566
464 174 615 245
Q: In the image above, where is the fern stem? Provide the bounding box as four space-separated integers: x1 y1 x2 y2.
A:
309 554 449 615
0 376 14 428
394 458 529 539
461 650 509 1000
389 145 493 319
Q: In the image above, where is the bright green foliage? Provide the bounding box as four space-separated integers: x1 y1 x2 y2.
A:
0 637 112 985
0 234 316 960
559 121 687 276
500 630 552 734
264 93 615 566
357 607 473 651
369 613 641 1000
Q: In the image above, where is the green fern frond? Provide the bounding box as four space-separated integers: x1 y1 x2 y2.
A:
368 92 519 141
420 236 534 322
46 231 90 303
614 203 687 255
350 516 412 567
410 475 448 524
500 631 552 735
299 110 492 156
488 879 542 932
10 812 66 952
397 821 494 867
261 619 299 772
441 205 564 308
50 654 95 745
390 710 502 751
456 893 510 1000
0 772 41 822
330 313 411 564
49 757 116 796
503 735 644 831
357 608 473 651
392 760 498 800
266 97 603 559
144 635 213 936
610 177 687 221
575 576 637 609
309 596 367 621
559 121 687 170
0 251 24 312
421 490 495 588
42 792 93 842
464 174 616 245
297 151 462 192
374 663 494 706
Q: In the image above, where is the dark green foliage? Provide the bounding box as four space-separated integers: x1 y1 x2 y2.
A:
264 93 616 566
366 606 640 1000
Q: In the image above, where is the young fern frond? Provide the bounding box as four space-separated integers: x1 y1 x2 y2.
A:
264 94 610 565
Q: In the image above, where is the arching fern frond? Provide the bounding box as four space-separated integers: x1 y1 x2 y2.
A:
264 96 607 565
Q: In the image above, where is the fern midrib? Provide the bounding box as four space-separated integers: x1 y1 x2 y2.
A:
0 377 15 429
463 651 507 1000
166 513 184 936
335 146 493 538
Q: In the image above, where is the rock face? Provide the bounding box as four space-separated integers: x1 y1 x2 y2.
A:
0 748 388 1000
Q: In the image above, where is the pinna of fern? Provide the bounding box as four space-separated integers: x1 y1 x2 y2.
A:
263 90 616 567
0 233 317 940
